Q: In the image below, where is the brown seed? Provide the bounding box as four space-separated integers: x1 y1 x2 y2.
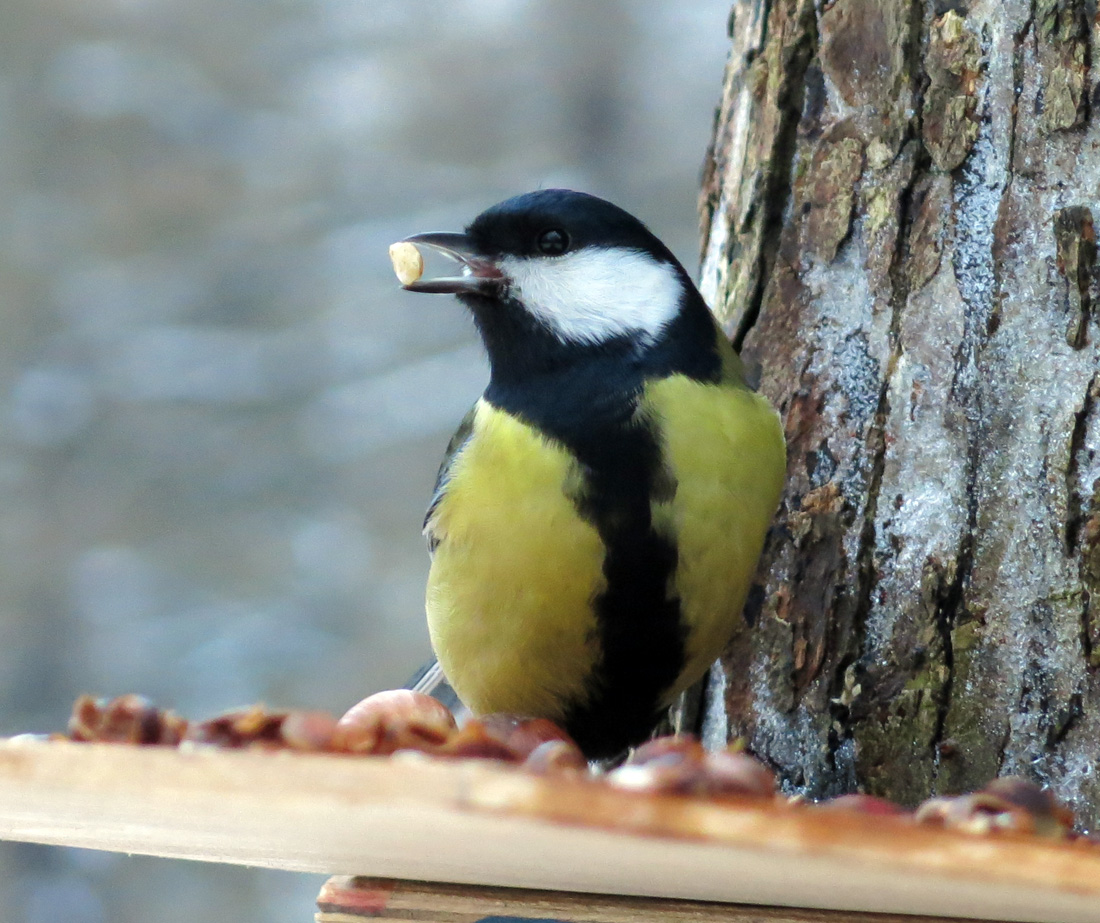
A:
626 735 707 766
979 778 1075 837
524 739 589 775
818 794 910 816
435 720 523 762
333 690 457 756
187 704 286 748
701 748 777 798
336 689 455 727
609 736 708 794
476 714 577 760
279 710 339 752
915 792 1035 836
67 695 103 742
67 694 188 746
913 778 1077 839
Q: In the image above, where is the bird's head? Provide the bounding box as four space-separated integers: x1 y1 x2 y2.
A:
395 190 714 377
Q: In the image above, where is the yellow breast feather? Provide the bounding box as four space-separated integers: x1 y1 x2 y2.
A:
645 371 786 701
424 400 605 720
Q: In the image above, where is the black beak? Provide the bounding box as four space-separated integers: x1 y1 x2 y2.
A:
399 232 505 296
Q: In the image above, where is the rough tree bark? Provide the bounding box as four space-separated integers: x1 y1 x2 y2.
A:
698 0 1100 826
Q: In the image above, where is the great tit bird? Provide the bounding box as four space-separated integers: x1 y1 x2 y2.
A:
394 189 785 759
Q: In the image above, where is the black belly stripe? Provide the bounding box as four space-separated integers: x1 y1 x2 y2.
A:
481 323 719 759
559 416 686 760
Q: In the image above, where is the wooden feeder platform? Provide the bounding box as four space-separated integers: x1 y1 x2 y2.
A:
0 738 1097 923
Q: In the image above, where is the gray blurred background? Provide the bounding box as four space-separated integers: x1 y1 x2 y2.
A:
0 1 733 919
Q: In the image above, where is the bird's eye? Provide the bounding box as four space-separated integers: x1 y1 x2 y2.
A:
536 228 569 256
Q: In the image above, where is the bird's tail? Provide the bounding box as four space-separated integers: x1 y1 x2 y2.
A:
405 658 466 717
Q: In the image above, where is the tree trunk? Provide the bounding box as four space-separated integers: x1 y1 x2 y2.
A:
698 0 1100 826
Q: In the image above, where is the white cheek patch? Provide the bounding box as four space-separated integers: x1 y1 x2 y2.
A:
498 248 684 345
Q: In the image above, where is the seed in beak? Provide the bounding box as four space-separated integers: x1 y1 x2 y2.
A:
388 241 424 286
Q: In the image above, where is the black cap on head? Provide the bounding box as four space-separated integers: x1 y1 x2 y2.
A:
465 189 679 265
396 189 723 394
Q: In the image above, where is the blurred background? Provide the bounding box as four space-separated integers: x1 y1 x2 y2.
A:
0 1 734 919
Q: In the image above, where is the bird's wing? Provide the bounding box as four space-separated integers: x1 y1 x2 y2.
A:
423 403 477 555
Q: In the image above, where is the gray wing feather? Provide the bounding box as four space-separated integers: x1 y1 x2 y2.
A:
423 404 477 554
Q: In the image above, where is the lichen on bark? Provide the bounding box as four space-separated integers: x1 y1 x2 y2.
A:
1053 206 1097 347
1034 0 1090 134
699 0 817 345
921 11 983 171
